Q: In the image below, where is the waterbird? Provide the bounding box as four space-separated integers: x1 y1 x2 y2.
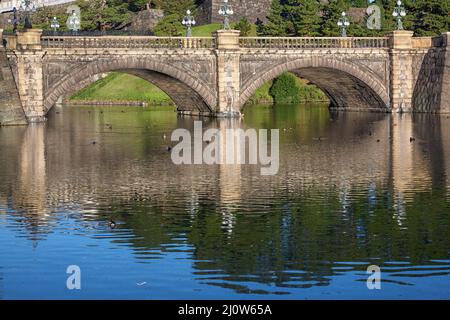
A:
109 220 116 229
133 192 142 201
166 146 172 152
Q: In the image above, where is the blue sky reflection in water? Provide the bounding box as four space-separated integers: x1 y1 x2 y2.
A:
0 104 449 299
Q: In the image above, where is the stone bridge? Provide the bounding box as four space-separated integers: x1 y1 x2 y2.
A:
0 29 449 125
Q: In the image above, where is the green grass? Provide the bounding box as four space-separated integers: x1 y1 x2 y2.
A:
71 72 173 105
192 23 258 37
192 24 223 37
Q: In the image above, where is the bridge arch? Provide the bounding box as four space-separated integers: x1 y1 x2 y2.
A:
239 57 390 111
44 57 217 114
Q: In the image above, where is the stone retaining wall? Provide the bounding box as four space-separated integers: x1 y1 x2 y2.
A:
0 44 26 125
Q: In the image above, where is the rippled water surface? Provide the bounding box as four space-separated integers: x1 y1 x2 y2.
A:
1 104 450 299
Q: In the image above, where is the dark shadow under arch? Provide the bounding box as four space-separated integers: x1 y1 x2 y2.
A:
239 57 390 112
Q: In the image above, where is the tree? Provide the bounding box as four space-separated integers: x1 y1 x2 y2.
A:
408 0 450 36
321 0 351 36
235 18 252 37
77 0 134 31
154 14 184 36
286 0 323 36
269 72 301 104
380 0 398 33
260 0 289 36
351 0 368 7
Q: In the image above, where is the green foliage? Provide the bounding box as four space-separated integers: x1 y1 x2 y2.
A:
31 5 69 31
270 73 301 104
259 0 289 36
247 81 274 104
407 0 450 37
76 0 134 31
235 18 252 37
321 0 350 36
259 0 448 37
351 0 369 7
269 73 328 104
152 0 196 16
286 0 323 36
154 14 184 36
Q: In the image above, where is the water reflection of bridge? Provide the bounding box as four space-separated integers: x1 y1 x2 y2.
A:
1 110 449 224
1 108 450 292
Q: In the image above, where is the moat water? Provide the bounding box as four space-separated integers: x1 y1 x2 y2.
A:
0 104 450 299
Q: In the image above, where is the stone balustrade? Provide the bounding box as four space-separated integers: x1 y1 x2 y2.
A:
40 36 217 50
35 35 394 50
239 37 390 49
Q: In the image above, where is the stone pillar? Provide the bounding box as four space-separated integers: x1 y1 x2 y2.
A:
15 29 46 123
215 30 241 117
442 32 450 47
389 30 414 113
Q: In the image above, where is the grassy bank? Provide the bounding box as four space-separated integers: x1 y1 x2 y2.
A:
70 72 173 105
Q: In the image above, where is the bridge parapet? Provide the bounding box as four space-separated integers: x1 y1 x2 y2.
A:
41 36 217 50
37 35 391 50
239 37 389 49
412 36 444 49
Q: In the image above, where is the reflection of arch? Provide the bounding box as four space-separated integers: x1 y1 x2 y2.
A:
239 57 390 111
44 58 217 113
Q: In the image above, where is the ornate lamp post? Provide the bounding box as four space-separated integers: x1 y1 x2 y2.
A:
68 10 81 34
337 11 350 37
19 0 37 29
51 17 60 34
218 0 234 30
12 7 20 33
182 10 196 37
392 0 406 30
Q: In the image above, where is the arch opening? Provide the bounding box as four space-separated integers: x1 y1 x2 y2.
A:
44 58 216 115
239 58 390 112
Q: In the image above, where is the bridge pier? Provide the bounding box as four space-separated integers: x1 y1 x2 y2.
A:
389 30 414 113
15 29 46 123
214 30 242 118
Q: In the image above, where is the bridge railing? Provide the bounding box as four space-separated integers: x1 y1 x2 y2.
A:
412 36 444 49
41 36 217 50
239 37 390 49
